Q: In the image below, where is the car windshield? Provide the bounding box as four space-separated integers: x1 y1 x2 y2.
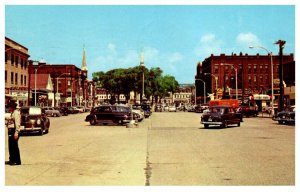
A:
29 107 42 115
209 108 225 114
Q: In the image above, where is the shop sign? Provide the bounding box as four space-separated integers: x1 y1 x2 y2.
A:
253 94 270 100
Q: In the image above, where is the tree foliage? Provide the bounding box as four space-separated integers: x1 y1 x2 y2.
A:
92 66 179 103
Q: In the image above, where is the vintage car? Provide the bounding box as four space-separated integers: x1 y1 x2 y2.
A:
272 106 295 125
132 106 145 122
85 105 134 126
43 107 61 117
201 106 241 128
168 105 177 112
155 105 163 112
236 105 258 117
20 106 50 135
136 104 152 118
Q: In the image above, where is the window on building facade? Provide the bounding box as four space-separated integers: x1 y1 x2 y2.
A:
5 52 8 63
15 73 18 85
68 80 71 86
21 75 23 85
260 65 263 73
254 65 257 73
265 64 268 73
5 71 7 83
21 58 24 69
11 72 14 84
248 75 251 84
24 60 27 69
24 75 27 86
248 64 252 73
265 75 268 83
225 66 229 73
254 75 257 83
11 54 14 65
214 65 219 73
260 75 263 84
15 56 19 68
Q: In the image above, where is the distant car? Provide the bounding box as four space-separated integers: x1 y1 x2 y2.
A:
68 107 79 114
76 106 85 113
43 107 61 117
236 105 258 117
132 107 144 122
140 104 152 118
19 106 50 135
168 105 177 112
85 105 133 126
57 107 70 116
155 105 163 112
200 104 209 112
201 106 241 128
272 106 295 125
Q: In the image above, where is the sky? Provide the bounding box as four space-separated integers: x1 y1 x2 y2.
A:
4 4 295 83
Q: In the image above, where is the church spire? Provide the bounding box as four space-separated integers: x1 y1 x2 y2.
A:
81 47 88 71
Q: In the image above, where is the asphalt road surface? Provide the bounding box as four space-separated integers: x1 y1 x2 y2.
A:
5 111 295 186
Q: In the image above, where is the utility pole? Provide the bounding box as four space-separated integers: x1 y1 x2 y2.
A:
275 40 286 111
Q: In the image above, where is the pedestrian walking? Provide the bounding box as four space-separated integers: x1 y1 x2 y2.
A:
5 100 22 166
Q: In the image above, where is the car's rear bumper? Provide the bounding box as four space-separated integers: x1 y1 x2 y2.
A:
201 121 223 125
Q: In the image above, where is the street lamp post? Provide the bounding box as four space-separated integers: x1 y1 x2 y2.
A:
34 61 46 106
220 63 238 100
249 45 274 116
56 73 70 107
195 78 206 104
71 79 78 107
204 73 218 99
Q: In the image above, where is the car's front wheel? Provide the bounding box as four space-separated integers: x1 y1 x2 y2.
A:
90 116 97 125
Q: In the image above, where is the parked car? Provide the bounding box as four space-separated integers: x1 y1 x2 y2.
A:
43 107 61 117
272 106 295 125
140 104 152 118
198 104 209 113
168 105 177 112
85 105 133 126
76 106 85 113
201 106 241 128
57 107 70 116
155 105 163 112
19 106 50 135
68 106 79 114
132 106 145 122
236 105 258 117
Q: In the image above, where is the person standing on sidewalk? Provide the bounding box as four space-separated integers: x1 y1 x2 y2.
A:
5 100 22 166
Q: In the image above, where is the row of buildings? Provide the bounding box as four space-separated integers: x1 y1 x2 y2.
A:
5 37 95 108
5 36 295 111
195 52 295 111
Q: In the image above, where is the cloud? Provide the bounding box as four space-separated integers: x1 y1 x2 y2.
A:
107 43 116 55
168 52 183 64
194 33 223 57
236 32 261 46
89 43 185 81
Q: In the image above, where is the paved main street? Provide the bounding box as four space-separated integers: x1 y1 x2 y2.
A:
5 111 295 186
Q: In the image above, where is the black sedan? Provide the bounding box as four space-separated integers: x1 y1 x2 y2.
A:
20 106 50 135
272 106 295 125
201 106 241 128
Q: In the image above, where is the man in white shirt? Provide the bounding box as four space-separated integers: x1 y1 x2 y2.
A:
5 100 22 166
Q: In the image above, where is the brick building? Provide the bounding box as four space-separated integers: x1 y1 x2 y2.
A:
28 62 92 107
195 53 295 109
5 37 30 107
